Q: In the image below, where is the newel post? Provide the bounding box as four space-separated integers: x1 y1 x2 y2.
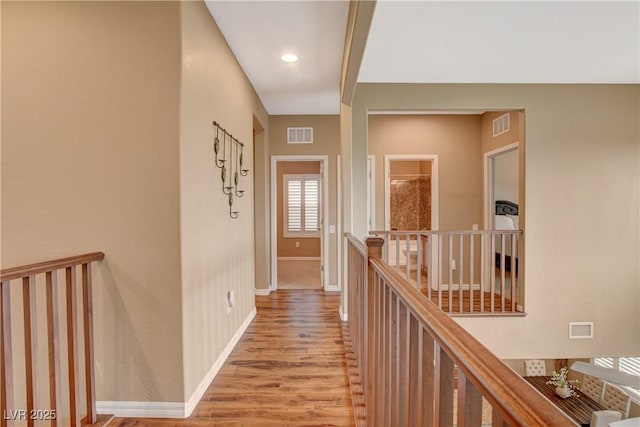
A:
364 237 384 424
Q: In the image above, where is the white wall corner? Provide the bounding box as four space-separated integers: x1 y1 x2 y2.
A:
339 304 348 321
184 306 257 417
254 285 272 296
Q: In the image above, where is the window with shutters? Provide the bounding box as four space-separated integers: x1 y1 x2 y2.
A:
594 357 640 400
283 174 321 237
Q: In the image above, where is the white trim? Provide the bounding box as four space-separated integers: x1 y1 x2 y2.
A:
337 155 342 291
184 307 257 417
339 304 348 321
96 401 184 419
483 142 519 230
367 155 376 231
254 286 272 296
277 256 321 261
324 284 340 292
271 155 330 291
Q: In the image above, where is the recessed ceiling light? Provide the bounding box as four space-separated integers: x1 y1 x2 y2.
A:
281 53 298 63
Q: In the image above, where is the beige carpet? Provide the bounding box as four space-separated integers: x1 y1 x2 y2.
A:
277 259 321 289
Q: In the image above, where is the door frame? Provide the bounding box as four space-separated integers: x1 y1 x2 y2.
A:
483 142 519 230
384 154 439 231
270 155 329 291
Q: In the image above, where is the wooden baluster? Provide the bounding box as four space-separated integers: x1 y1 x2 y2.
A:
1 281 14 427
375 274 385 426
416 234 422 290
23 275 37 427
490 234 496 313
480 234 485 313
408 316 422 426
366 238 383 425
511 234 517 312
66 267 80 427
437 235 442 309
500 234 506 312
82 263 97 424
398 303 410 426
388 292 398 426
470 234 475 314
435 344 454 426
492 408 508 426
448 234 453 314
46 271 62 427
426 234 432 297
457 370 482 426
422 328 435 426
381 283 389 425
395 233 400 273
459 234 464 313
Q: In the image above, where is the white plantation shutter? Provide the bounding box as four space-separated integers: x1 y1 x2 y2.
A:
304 179 319 232
287 179 302 232
284 174 321 237
594 357 640 396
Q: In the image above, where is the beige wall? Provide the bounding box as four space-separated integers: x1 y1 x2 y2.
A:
277 162 321 258
351 84 640 360
2 1 184 402
267 115 341 287
368 115 484 231
2 0 270 407
179 1 268 402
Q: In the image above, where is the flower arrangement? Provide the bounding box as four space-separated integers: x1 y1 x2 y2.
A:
546 367 578 398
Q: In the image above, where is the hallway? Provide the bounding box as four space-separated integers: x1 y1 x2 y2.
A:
110 290 354 426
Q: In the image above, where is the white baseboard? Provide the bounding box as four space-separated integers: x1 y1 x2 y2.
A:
96 401 184 418
255 285 272 296
184 307 257 417
277 256 321 261
339 304 348 321
97 307 257 419
324 283 340 292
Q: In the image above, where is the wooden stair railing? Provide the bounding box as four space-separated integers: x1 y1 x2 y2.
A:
346 234 575 426
1 252 104 427
370 229 523 315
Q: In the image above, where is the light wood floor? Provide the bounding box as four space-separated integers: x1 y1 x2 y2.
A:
108 290 354 427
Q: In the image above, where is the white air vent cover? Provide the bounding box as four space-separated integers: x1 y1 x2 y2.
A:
287 127 313 144
569 322 594 339
492 113 510 137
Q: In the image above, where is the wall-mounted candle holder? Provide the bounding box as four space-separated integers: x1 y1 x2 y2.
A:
213 121 249 219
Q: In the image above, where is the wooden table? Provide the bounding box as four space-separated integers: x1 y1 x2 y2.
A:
524 376 607 427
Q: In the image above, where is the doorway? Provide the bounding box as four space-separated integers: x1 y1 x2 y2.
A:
484 142 519 230
270 155 329 291
384 155 439 278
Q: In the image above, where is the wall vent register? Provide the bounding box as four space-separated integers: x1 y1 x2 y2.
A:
569 321 594 339
287 127 313 144
493 113 511 137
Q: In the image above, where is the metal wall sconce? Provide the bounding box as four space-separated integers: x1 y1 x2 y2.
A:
212 121 249 219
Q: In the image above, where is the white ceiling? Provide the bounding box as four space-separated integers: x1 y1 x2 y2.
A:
207 1 640 115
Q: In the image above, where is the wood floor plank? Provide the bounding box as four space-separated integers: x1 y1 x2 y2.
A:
109 290 354 427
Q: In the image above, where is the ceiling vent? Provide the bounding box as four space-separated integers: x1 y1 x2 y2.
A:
492 113 510 137
287 127 313 144
569 322 594 339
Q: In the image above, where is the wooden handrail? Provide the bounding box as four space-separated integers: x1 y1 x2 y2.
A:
344 233 575 426
1 252 104 281
1 252 104 427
